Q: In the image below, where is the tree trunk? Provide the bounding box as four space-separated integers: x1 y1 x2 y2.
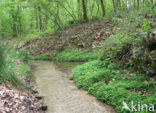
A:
38 6 42 31
100 0 105 17
17 6 21 36
150 0 153 5
152 3 156 10
112 0 116 12
45 15 48 29
11 0 17 37
118 0 121 9
137 0 139 9
82 0 88 22
133 0 136 8
34 5 39 29
77 0 81 17
96 1 100 15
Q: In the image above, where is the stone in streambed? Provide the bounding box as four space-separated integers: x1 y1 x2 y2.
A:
39 105 48 111
35 96 43 100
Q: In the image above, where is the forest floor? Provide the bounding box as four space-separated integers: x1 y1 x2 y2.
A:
0 85 43 113
20 20 116 59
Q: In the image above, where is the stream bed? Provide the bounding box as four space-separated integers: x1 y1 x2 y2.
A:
32 60 116 113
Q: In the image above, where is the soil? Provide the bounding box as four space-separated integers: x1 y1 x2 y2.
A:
21 20 116 57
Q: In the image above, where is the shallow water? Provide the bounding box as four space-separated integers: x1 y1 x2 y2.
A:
32 60 116 113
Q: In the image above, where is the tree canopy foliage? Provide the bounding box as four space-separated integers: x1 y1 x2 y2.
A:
0 0 155 38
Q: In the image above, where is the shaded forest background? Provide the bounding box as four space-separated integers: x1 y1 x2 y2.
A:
0 0 155 38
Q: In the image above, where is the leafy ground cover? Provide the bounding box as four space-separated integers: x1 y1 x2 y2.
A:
54 49 101 62
34 53 53 60
71 60 156 113
69 12 156 113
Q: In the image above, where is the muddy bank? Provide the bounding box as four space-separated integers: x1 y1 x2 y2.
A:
20 20 116 58
32 60 116 113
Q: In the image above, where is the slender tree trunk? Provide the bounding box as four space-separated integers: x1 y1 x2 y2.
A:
118 0 121 9
150 0 153 5
35 5 39 29
100 0 105 17
152 3 156 10
133 0 136 8
55 4 60 28
82 0 88 22
115 0 120 10
77 0 81 17
96 1 100 15
137 0 139 9
112 0 116 12
12 14 17 37
11 0 17 37
38 6 42 31
116 0 119 9
90 2 95 17
18 15 22 36
45 15 48 28
125 0 128 10
17 6 21 36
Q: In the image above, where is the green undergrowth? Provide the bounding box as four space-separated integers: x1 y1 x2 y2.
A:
71 60 156 113
34 53 53 60
70 15 156 112
54 49 101 62
0 42 31 89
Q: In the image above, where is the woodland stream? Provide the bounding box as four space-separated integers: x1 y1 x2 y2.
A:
32 60 116 113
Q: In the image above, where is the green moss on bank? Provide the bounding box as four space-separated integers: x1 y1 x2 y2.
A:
71 60 156 113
